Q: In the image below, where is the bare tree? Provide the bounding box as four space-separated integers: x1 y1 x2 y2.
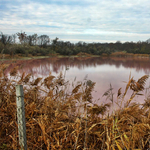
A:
0 32 13 57
27 34 38 46
12 34 17 44
0 32 13 45
37 35 50 47
17 31 27 44
27 35 33 46
32 34 38 45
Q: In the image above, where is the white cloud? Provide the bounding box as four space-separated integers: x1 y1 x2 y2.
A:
0 0 150 42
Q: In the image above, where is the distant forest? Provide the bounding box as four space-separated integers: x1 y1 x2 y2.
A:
0 31 150 57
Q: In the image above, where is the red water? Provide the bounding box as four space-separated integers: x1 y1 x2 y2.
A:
4 56 150 110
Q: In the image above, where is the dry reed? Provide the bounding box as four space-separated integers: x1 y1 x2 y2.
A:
0 65 150 150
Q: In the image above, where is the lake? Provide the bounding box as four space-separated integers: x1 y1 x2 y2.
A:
5 56 150 108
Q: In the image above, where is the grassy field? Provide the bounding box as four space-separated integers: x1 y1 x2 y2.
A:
0 64 150 149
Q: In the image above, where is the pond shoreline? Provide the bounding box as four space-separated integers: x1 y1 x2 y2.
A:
0 52 150 63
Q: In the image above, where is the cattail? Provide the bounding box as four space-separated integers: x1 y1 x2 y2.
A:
44 75 55 88
117 87 122 98
32 78 42 86
23 73 31 83
72 84 82 94
10 66 18 76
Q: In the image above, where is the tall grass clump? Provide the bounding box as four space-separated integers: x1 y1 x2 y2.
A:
0 64 150 149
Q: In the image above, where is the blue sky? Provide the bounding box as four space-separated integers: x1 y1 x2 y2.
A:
0 0 150 43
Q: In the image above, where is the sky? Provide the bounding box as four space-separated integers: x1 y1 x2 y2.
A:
0 0 150 43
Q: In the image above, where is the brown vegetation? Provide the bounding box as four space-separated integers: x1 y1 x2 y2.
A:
110 51 150 58
0 65 150 149
76 52 92 57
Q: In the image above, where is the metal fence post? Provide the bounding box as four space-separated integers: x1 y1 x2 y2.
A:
15 85 27 150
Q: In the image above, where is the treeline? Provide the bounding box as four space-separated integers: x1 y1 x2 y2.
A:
0 31 150 57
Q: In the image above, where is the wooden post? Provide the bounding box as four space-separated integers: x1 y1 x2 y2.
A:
15 85 27 150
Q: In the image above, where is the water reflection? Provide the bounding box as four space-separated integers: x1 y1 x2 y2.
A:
5 57 150 106
5 57 150 75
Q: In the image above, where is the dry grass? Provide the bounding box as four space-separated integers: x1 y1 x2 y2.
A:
0 65 150 150
110 52 150 58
